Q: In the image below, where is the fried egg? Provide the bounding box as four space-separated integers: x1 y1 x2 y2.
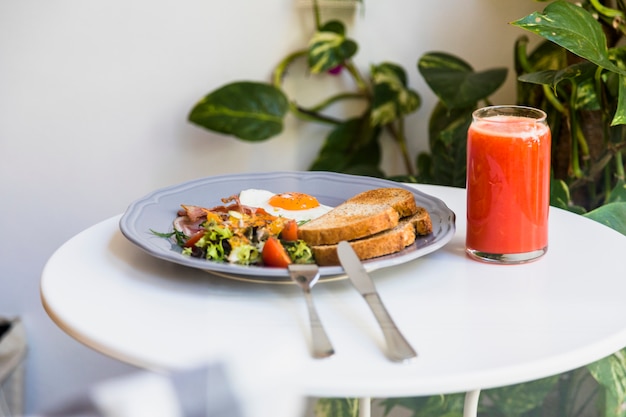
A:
239 189 332 222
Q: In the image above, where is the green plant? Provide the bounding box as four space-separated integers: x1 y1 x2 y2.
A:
314 398 360 417
380 352 626 417
412 52 507 187
312 351 626 417
412 1 626 227
188 2 419 178
511 0 626 213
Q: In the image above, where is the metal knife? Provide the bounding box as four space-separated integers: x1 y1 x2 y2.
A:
336 241 417 362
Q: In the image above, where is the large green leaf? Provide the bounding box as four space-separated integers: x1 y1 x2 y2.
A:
414 152 434 184
511 1 624 75
418 52 507 109
550 178 586 214
309 117 383 175
484 375 559 417
576 76 602 111
308 20 357 74
613 74 626 125
583 201 626 235
587 349 626 417
370 62 421 127
550 178 572 211
380 393 465 417
519 62 602 112
188 81 288 141
424 101 471 187
314 398 359 417
608 178 626 203
518 61 597 90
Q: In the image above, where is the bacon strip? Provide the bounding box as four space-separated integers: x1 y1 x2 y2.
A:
174 197 283 237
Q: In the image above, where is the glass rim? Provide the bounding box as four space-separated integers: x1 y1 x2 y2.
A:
472 105 547 122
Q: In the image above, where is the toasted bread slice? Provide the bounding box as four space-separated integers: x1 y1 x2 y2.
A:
410 206 433 236
310 208 433 266
311 215 418 266
298 188 418 246
348 187 419 217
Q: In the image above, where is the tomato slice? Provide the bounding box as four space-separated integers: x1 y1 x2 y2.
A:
184 231 204 247
262 237 292 267
280 220 298 241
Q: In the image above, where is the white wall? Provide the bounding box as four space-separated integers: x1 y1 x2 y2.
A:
1 0 543 413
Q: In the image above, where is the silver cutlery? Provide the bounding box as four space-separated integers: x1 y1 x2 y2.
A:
336 241 417 362
288 264 335 359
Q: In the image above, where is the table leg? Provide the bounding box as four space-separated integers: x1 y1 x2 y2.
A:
359 397 371 417
463 389 481 417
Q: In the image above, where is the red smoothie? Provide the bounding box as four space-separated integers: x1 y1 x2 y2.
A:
466 113 551 259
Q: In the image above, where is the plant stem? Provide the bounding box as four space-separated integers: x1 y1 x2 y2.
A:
291 104 344 124
272 49 349 125
569 141 626 190
385 120 415 175
615 145 625 180
308 92 367 113
590 0 624 18
569 84 589 179
272 50 308 88
543 84 567 114
343 60 371 97
515 35 567 116
312 0 322 29
575 121 590 163
514 35 531 73
569 114 583 179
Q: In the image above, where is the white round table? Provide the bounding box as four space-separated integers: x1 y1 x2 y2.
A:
41 185 626 416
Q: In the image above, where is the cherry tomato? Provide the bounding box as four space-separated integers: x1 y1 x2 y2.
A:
184 231 204 248
281 220 299 241
262 237 292 267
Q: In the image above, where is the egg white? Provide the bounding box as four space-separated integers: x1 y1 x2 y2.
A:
239 189 332 222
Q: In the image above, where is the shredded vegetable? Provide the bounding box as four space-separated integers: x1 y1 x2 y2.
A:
154 193 316 267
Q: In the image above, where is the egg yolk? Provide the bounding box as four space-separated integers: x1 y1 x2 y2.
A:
269 192 320 211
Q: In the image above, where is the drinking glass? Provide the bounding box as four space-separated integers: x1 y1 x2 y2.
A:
466 105 551 264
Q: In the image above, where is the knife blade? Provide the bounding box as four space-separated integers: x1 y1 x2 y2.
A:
336 241 417 362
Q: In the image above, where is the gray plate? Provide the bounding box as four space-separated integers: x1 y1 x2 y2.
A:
119 171 456 282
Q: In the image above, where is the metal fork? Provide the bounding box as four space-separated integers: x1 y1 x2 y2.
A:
288 264 335 359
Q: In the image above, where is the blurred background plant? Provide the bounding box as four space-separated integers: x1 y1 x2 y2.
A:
189 0 419 178
511 0 626 217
